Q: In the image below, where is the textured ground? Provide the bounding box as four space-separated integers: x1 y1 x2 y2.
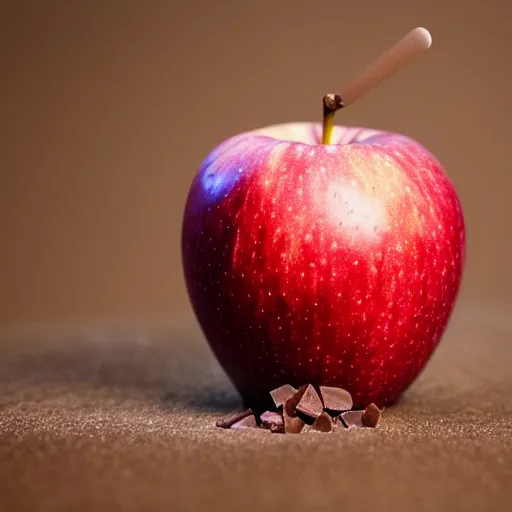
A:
0 302 511 512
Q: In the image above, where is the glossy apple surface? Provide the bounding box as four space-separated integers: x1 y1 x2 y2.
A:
181 122 465 410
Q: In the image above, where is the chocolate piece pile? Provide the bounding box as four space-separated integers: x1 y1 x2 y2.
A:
216 384 382 434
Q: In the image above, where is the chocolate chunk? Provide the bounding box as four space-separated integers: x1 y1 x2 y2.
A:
284 414 305 434
283 385 308 418
311 412 333 433
231 414 258 429
283 397 306 434
270 423 285 434
215 409 253 429
319 386 353 415
260 411 284 432
269 384 298 409
361 403 381 428
296 384 323 420
340 410 364 428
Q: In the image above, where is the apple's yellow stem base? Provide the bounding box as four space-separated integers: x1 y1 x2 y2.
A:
322 94 344 145
322 112 335 145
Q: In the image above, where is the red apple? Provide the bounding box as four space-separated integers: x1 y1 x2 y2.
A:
181 122 465 410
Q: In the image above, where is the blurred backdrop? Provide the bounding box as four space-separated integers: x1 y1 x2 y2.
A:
2 0 511 330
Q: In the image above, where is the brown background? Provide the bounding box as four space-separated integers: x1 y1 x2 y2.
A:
1 3 512 511
2 0 511 329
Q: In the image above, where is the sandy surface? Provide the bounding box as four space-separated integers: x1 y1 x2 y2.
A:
0 303 511 512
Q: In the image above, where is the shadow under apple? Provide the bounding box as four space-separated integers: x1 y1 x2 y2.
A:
0 327 242 413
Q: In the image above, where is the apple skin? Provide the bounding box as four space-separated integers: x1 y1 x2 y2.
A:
181 122 465 410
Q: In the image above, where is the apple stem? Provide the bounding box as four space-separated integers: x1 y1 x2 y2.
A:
322 94 344 145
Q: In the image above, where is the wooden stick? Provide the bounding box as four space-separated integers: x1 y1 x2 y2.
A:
340 27 432 107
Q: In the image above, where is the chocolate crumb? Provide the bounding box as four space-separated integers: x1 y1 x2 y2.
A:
270 423 285 434
231 414 258 429
260 411 284 432
319 386 353 415
361 403 381 427
296 384 323 420
340 410 364 428
216 409 253 429
311 412 333 433
269 384 298 409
